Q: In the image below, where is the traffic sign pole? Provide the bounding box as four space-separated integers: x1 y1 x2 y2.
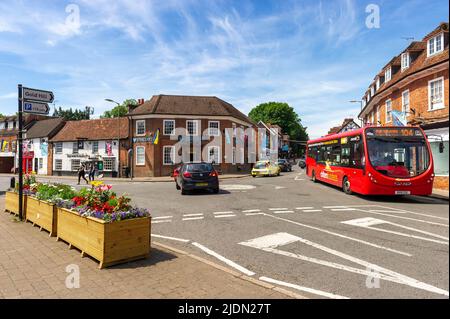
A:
18 84 23 221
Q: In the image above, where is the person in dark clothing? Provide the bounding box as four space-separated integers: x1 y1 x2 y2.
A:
77 164 89 185
89 163 96 181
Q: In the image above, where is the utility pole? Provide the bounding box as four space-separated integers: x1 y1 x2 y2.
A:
18 84 23 221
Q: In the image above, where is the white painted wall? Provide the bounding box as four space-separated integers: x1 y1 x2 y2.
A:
23 138 50 175
52 140 120 173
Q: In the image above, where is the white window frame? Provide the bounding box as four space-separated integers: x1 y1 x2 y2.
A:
103 157 116 172
428 76 445 111
71 159 81 172
54 159 63 171
402 89 410 114
371 112 374 125
163 120 175 136
385 99 392 123
39 158 43 170
136 120 146 136
72 142 79 154
376 77 380 90
401 52 410 71
370 86 375 97
55 142 63 154
385 67 392 82
208 121 220 137
136 146 145 166
207 146 220 164
92 141 99 154
376 105 381 124
163 146 175 165
186 120 198 136
427 33 444 57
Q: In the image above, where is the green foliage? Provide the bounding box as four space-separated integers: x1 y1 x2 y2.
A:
101 99 138 118
35 183 77 202
53 107 90 120
248 102 309 155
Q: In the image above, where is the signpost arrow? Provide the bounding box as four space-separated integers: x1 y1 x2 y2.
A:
23 101 50 115
23 87 54 103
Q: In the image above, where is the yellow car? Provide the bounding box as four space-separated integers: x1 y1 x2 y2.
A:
251 161 281 177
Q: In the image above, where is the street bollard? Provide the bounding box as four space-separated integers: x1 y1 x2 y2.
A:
10 177 15 189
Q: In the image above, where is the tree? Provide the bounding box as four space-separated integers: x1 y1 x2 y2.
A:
248 102 309 155
101 99 138 118
53 107 91 120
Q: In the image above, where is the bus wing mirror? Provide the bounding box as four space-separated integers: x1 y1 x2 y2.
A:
439 141 444 153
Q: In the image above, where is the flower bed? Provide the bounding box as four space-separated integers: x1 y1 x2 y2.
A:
12 176 152 268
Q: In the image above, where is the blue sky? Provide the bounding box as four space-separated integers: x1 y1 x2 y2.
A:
0 0 448 138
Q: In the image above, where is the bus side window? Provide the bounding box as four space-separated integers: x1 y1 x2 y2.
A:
341 147 351 166
350 136 363 168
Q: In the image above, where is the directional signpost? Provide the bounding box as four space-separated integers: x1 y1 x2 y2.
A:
17 84 54 220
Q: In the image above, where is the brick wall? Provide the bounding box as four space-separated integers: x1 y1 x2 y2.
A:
131 118 254 177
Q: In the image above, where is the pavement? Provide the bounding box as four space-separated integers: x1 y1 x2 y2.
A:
0 201 297 299
0 167 448 299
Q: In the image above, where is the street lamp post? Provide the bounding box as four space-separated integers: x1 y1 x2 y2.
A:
349 100 364 127
105 99 121 178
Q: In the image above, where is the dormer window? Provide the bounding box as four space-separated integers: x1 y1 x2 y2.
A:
401 52 410 71
428 33 444 57
376 77 380 90
370 86 375 97
385 67 392 82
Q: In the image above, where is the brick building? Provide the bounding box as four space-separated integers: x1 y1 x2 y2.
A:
128 95 256 177
358 23 449 190
49 118 130 177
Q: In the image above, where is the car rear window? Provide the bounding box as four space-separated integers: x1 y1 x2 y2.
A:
255 162 268 169
185 163 213 172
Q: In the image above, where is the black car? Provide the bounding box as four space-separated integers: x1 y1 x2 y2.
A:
176 163 219 195
298 157 306 169
277 159 292 172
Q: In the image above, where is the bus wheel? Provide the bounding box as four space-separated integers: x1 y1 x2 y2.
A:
343 177 352 195
311 170 317 182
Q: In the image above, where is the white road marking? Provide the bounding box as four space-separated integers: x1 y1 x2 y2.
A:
152 220 172 224
215 214 236 218
183 213 204 217
182 217 204 221
330 208 357 211
275 186 286 189
323 206 349 209
353 208 448 227
263 214 412 256
343 217 449 242
151 234 190 243
274 211 294 214
192 242 255 276
242 209 261 213
153 216 173 220
303 210 322 212
240 233 448 297
373 205 450 221
259 276 350 299
296 207 314 210
220 185 256 191
245 213 265 216
269 208 288 211
213 211 235 215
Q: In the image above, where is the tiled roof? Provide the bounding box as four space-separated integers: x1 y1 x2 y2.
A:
25 117 65 139
50 118 129 142
423 22 449 40
130 95 255 125
360 23 449 117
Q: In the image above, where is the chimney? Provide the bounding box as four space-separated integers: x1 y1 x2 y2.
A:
138 98 145 105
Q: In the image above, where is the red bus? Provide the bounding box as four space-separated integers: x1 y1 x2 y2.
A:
306 126 434 196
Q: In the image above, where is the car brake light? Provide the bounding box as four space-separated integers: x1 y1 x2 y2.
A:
210 171 218 177
183 172 192 178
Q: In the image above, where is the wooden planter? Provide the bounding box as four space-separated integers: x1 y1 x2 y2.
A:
4 191 27 218
56 208 151 269
26 197 57 237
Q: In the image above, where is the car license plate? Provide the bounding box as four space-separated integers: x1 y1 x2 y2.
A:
395 191 410 195
196 183 208 187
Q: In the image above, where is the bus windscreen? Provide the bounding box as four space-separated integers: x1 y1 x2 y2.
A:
365 128 430 178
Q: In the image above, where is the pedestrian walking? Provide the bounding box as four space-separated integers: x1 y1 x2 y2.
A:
77 164 89 185
89 163 96 181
